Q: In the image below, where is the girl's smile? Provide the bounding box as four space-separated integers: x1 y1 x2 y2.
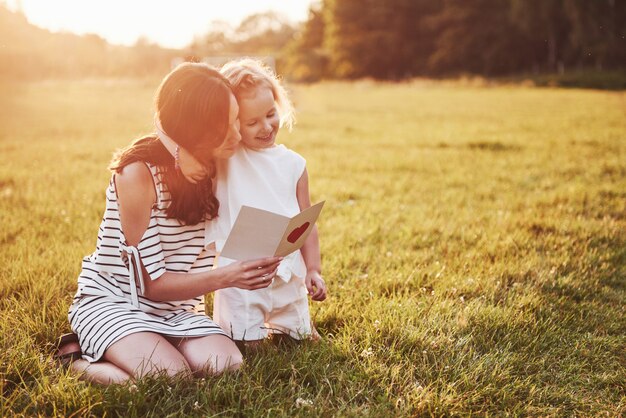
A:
256 130 275 143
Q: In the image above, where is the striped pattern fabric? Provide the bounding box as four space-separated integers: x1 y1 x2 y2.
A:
68 163 226 363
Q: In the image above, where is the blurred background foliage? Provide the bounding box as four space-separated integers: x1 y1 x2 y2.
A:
1 0 625 87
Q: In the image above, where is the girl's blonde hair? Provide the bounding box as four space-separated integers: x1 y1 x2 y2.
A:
220 58 295 130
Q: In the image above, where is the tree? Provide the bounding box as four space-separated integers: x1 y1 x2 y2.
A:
323 0 444 79
511 0 571 73
283 4 329 81
431 0 534 75
189 20 234 57
563 0 626 70
233 12 296 54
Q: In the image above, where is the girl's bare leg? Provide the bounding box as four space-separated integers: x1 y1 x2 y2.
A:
103 332 191 379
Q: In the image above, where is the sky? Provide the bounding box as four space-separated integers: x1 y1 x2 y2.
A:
8 0 315 48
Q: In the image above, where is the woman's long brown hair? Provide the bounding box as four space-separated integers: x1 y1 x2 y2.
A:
109 63 232 225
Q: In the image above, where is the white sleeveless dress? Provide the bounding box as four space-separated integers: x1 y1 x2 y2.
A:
68 162 226 363
209 145 312 340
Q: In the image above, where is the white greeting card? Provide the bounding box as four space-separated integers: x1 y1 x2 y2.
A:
219 201 325 260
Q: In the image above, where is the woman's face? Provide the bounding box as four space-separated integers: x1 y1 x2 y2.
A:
212 93 241 160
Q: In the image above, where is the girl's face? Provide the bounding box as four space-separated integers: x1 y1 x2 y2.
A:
213 93 241 160
238 86 280 150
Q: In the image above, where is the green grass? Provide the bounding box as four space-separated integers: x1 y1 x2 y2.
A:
1 79 624 416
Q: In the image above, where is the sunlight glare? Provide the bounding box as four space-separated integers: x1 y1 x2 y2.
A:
15 0 314 48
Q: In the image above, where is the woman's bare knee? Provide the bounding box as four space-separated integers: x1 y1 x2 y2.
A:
103 332 191 379
194 351 243 376
215 349 243 374
177 335 244 376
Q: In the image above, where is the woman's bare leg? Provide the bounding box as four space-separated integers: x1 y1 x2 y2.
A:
168 334 243 376
70 359 132 385
103 332 191 379
56 338 132 384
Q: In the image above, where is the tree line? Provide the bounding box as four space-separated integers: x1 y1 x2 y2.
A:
0 6 180 80
284 0 626 81
1 1 624 82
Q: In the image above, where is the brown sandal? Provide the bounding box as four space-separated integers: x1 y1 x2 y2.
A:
54 333 82 366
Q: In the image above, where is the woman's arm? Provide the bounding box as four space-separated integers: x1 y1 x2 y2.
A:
296 168 327 301
115 162 280 302
143 257 280 301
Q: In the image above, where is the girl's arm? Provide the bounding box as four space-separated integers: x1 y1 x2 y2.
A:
115 162 281 301
157 132 207 184
296 168 327 301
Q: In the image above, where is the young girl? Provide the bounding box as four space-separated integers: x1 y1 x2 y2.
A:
160 59 327 343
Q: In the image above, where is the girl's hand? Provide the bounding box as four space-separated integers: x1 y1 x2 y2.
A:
305 271 327 301
178 147 207 184
218 257 282 290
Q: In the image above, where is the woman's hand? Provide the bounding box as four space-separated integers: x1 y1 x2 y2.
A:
156 126 206 184
217 257 282 290
178 147 207 184
305 271 327 301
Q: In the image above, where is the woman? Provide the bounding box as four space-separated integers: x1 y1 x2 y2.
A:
56 62 281 384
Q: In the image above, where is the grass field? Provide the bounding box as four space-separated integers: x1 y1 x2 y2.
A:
0 79 624 416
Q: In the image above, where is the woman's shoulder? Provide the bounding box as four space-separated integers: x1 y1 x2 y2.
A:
114 162 157 206
116 161 153 184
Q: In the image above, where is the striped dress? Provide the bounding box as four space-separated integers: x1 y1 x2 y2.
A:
68 162 226 363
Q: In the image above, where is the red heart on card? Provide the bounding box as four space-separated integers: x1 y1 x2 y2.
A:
287 222 310 243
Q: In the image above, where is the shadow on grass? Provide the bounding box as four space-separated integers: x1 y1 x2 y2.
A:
499 70 626 91
539 234 626 308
